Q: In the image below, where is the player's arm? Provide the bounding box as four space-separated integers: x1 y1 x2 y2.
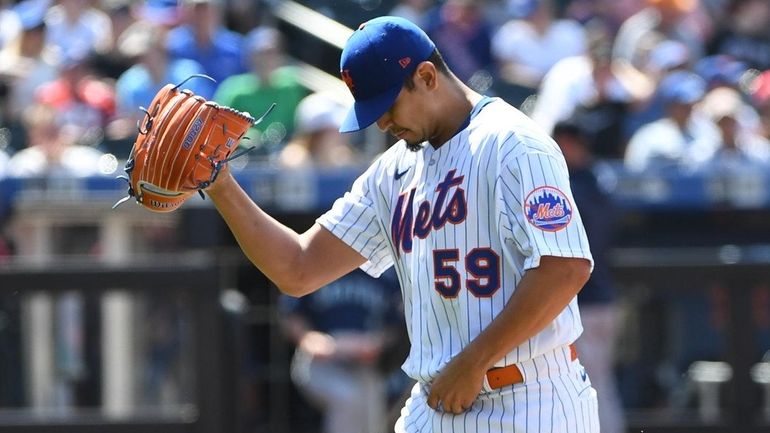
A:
206 169 367 297
457 255 589 367
427 255 590 413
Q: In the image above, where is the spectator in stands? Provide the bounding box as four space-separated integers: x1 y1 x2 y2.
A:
135 0 183 28
279 92 357 169
624 70 719 172
389 0 434 29
224 0 264 35
115 21 208 121
0 80 8 130
644 38 691 81
492 0 587 95
552 118 626 433
562 0 642 33
0 139 10 258
621 38 693 138
214 27 309 156
706 0 770 72
424 0 495 89
531 18 652 158
34 51 116 141
613 0 704 71
102 0 134 47
6 103 104 178
96 0 140 80
694 87 770 173
279 268 404 433
0 0 58 130
45 0 113 62
0 146 8 179
694 54 748 91
0 0 21 50
166 0 247 98
753 70 770 141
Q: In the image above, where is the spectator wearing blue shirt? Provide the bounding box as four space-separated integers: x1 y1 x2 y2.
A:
423 0 495 88
166 0 246 97
624 70 720 172
115 21 209 119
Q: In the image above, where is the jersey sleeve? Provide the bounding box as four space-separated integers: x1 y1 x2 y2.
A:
499 147 594 271
316 163 394 278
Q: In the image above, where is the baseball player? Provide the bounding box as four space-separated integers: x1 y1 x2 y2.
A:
206 16 599 432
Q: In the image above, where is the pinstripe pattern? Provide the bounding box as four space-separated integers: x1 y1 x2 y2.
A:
317 97 597 432
394 345 598 432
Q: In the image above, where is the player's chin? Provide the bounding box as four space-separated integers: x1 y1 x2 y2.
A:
403 139 425 152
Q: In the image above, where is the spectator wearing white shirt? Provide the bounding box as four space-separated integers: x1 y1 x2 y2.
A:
621 38 694 138
624 70 720 172
0 0 58 124
279 92 357 169
613 0 705 70
0 147 8 179
531 19 652 158
44 0 113 62
645 38 691 80
694 86 770 173
0 0 21 50
492 0 587 90
7 103 104 178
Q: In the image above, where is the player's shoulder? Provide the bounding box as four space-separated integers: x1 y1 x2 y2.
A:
473 98 562 159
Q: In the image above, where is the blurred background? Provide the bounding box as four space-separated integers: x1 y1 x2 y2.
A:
0 0 770 432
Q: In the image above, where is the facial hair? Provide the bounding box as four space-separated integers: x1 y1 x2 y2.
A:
405 140 425 152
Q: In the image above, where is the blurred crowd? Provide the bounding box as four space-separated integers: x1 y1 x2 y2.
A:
0 0 367 181
0 0 768 182
0 0 768 430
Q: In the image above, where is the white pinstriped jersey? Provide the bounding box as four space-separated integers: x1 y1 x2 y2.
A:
317 97 593 385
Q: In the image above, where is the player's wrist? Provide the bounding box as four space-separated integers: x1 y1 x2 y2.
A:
204 166 235 197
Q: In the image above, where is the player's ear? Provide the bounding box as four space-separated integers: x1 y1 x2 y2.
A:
415 61 438 90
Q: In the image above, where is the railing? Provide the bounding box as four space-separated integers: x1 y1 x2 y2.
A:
612 246 770 432
4 162 770 217
0 258 237 433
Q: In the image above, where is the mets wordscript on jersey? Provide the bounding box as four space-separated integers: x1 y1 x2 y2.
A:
391 169 467 255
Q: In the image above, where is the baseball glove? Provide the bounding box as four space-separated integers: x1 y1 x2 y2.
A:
114 76 273 212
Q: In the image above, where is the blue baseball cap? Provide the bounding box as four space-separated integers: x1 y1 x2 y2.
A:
339 16 435 133
694 55 747 87
658 70 706 106
14 0 50 31
137 0 181 26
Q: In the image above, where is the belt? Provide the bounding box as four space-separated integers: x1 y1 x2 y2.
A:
486 343 578 389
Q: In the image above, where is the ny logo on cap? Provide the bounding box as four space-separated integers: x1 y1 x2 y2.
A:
341 69 355 92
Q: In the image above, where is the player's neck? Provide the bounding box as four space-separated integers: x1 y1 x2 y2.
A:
428 84 482 149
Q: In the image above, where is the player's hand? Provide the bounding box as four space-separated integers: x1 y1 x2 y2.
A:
426 351 486 414
334 333 384 364
298 331 336 360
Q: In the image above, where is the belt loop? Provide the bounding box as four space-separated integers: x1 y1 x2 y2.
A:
481 371 494 393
